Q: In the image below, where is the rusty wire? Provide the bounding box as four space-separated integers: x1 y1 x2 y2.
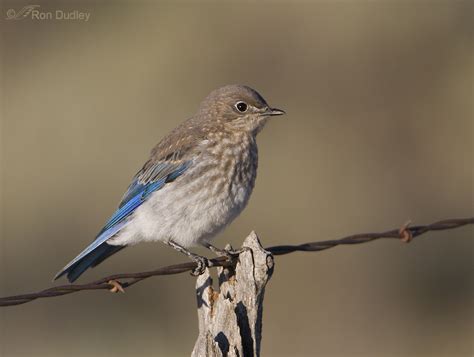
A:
1 217 472 307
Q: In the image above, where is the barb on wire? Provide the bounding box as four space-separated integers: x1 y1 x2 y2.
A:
1 217 472 307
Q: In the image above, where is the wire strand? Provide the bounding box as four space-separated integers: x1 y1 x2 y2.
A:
1 217 472 307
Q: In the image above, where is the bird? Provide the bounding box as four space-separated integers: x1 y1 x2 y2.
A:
54 84 285 283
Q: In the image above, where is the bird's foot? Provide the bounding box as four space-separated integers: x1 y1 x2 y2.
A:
190 255 213 276
108 280 125 293
223 244 251 258
208 243 250 260
165 240 212 276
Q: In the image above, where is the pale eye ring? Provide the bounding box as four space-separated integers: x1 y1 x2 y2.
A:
235 101 248 113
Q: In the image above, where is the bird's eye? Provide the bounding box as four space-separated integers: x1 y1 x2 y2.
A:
235 101 248 113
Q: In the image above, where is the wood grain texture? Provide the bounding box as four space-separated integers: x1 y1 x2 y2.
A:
192 232 274 357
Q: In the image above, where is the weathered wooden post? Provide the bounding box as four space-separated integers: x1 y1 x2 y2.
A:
192 231 274 357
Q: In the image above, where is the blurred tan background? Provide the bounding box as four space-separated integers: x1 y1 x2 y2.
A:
0 1 473 356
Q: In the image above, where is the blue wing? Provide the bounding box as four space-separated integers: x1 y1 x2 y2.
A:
54 159 190 281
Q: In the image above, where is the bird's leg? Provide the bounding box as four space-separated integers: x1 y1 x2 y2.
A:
203 242 250 259
166 240 212 276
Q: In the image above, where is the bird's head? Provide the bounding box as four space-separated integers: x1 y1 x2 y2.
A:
198 84 285 135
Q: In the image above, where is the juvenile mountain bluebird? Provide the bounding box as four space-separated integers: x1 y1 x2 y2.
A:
54 84 285 282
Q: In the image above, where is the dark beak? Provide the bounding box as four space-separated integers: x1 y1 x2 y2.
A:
263 107 286 116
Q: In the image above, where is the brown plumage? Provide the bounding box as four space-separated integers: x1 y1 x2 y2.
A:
55 84 285 282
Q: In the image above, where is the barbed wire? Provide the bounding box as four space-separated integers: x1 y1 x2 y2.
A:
1 217 472 307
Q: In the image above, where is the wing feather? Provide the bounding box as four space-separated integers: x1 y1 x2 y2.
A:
53 157 191 281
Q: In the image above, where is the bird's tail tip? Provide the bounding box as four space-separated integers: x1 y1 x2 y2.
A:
52 243 126 283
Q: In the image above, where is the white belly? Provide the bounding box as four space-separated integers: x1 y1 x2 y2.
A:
109 158 256 248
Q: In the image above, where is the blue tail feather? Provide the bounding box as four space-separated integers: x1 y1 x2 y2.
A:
54 160 191 282
55 243 125 283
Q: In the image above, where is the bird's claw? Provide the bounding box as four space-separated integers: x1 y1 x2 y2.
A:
221 244 250 259
190 256 212 276
207 243 249 260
